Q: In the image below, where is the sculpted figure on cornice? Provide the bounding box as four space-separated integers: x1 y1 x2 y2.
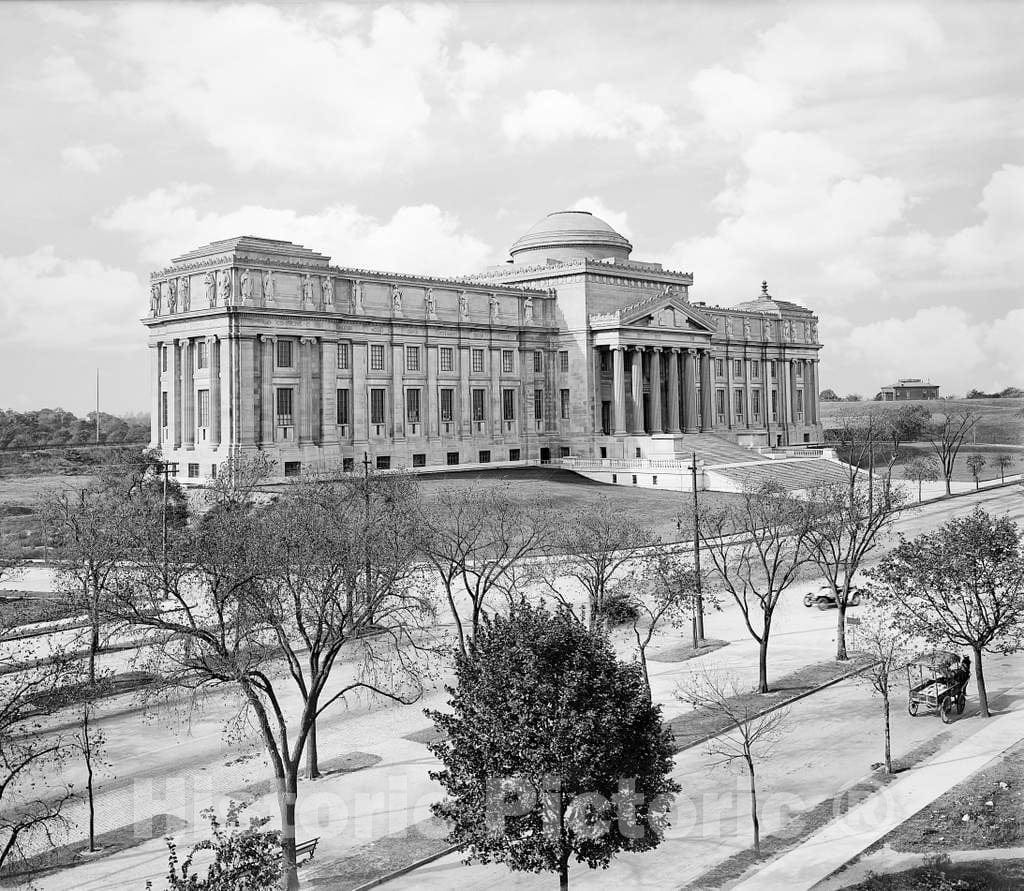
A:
743 318 751 339
179 276 190 311
810 321 818 342
765 318 773 339
322 275 334 307
523 294 534 324
803 321 811 342
166 278 177 313
783 320 792 341
352 280 364 314
425 288 437 319
302 274 314 307
392 284 403 316
205 271 217 307
489 294 500 320
459 291 469 320
725 317 734 338
218 268 232 306
262 269 275 305
149 283 160 317
240 268 252 305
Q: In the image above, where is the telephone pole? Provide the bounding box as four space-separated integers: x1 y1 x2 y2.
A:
157 460 178 597
95 369 100 444
690 451 705 644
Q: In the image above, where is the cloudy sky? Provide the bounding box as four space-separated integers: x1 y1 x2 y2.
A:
1 1 1021 414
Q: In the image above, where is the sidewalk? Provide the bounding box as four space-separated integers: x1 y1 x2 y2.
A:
732 684 1024 890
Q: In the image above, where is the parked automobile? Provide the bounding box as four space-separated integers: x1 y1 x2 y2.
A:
803 584 867 609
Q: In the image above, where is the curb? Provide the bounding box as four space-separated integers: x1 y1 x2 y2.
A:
348 844 460 891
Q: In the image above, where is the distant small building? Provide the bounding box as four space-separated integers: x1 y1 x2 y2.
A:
876 378 940 401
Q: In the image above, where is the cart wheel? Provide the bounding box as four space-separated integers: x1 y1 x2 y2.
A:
817 599 831 610
850 593 861 607
940 697 954 724
803 593 814 607
957 694 966 715
908 700 919 717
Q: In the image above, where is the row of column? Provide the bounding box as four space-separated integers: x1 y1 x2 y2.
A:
152 336 222 452
610 346 710 436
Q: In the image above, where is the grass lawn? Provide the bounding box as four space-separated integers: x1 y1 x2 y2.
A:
844 856 1024 890
0 590 70 627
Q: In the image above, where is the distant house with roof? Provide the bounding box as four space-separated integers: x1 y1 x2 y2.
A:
875 378 940 401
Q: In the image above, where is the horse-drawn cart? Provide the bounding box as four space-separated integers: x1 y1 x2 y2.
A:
907 651 970 724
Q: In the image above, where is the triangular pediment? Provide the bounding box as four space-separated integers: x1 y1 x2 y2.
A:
619 298 716 332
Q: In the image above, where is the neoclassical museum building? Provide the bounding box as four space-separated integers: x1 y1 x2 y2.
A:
144 211 823 481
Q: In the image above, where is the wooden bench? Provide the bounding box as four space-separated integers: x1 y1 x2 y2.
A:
296 837 320 865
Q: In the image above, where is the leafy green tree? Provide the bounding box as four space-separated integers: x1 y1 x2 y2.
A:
428 603 679 890
870 508 1024 717
966 454 987 489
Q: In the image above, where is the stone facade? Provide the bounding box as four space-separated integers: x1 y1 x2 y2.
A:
143 214 823 481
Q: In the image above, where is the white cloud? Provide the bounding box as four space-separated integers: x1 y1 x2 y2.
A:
32 4 97 29
61 143 123 173
689 67 792 140
98 184 495 275
0 248 143 347
502 85 685 156
37 53 97 103
569 197 632 240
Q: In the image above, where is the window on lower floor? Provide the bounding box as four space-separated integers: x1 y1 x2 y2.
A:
160 391 168 428
440 388 454 422
560 389 570 419
752 389 761 416
796 389 804 415
370 343 385 371
770 360 778 380
196 340 208 369
502 349 514 373
337 389 350 425
716 358 725 378
733 359 742 377
534 350 543 373
276 339 293 368
734 388 744 417
509 448 520 461
406 345 420 372
478 450 491 463
187 463 199 478
560 447 570 458
472 388 486 421
471 348 484 373
772 390 778 415
502 388 515 421
276 387 294 424
197 389 210 428
370 388 387 425
406 388 421 423
161 346 168 372
210 464 217 479
751 359 761 379
440 346 453 372
600 351 611 373
376 456 390 470
337 342 350 370
716 389 726 415
343 457 354 473
447 451 459 465
559 350 569 372
534 389 543 420
413 453 426 467
284 461 301 477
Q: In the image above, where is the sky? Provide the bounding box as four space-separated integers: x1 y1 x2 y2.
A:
0 0 1022 415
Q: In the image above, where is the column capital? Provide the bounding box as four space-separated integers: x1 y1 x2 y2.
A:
611 344 627 352
632 344 645 352
299 336 317 346
686 347 699 356
649 345 663 353
258 334 274 344
670 346 681 354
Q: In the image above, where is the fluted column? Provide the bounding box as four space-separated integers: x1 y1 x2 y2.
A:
259 336 274 445
630 346 645 434
169 339 181 449
612 346 627 435
321 339 338 445
790 359 800 426
181 339 195 449
299 337 315 444
649 347 662 433
209 336 221 449
427 345 439 439
459 345 472 436
700 350 713 431
150 344 161 448
391 344 404 440
683 348 699 433
810 360 819 424
353 340 368 444
725 352 735 429
744 356 753 429
667 348 681 433
490 346 502 440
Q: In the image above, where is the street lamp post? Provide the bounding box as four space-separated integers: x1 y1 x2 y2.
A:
690 451 705 644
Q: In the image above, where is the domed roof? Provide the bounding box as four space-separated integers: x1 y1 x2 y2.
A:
510 210 633 264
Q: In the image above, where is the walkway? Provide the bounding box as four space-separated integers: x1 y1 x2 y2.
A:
732 684 1024 890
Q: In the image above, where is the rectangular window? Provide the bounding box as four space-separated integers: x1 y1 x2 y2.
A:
161 346 168 372
276 339 293 368
197 389 210 428
413 453 426 467
770 360 777 380
336 389 350 425
560 389 570 420
534 389 543 420
796 389 804 414
502 349 514 374
502 389 515 421
478 450 491 463
471 348 484 373
796 363 804 379
716 389 726 415
196 340 208 370
440 388 454 422
337 343 350 370
406 345 420 372
472 388 486 421
752 390 761 416
733 359 742 377
187 463 199 479
276 387 294 421
715 358 725 378
751 359 761 379
559 350 569 373
440 346 453 372
370 344 385 371
370 388 387 424
210 464 217 479
734 389 744 417
376 456 390 470
534 350 543 373
447 451 459 465
160 391 168 428
772 390 778 414
343 457 354 473
406 388 421 423
509 448 521 461
284 461 301 477
600 351 611 373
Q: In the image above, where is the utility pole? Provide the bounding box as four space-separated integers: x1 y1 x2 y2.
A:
690 450 705 644
362 451 372 621
95 369 100 445
157 461 178 597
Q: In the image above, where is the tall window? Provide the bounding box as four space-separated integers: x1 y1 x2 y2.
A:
440 346 453 372
716 389 726 415
336 389 350 425
734 388 744 418
196 340 208 370
502 349 514 373
197 389 210 427
370 388 387 424
471 388 486 421
560 389 570 419
600 351 611 373
337 343 350 370
733 359 742 377
752 390 761 417
796 363 804 379
440 388 454 422
276 339 293 368
715 358 725 377
471 348 484 373
502 389 515 421
160 391 168 428
770 360 777 380
772 390 778 415
534 389 543 420
275 387 294 422
559 351 569 372
406 388 421 422
751 359 761 379
796 389 804 414
161 346 168 373
370 344 385 371
406 345 420 372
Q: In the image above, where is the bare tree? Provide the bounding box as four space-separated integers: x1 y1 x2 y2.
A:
850 608 915 774
677 669 790 853
418 484 554 657
803 478 909 660
928 410 979 495
904 455 939 501
995 453 1014 483
545 498 654 630
966 454 986 490
106 460 436 890
697 483 811 692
